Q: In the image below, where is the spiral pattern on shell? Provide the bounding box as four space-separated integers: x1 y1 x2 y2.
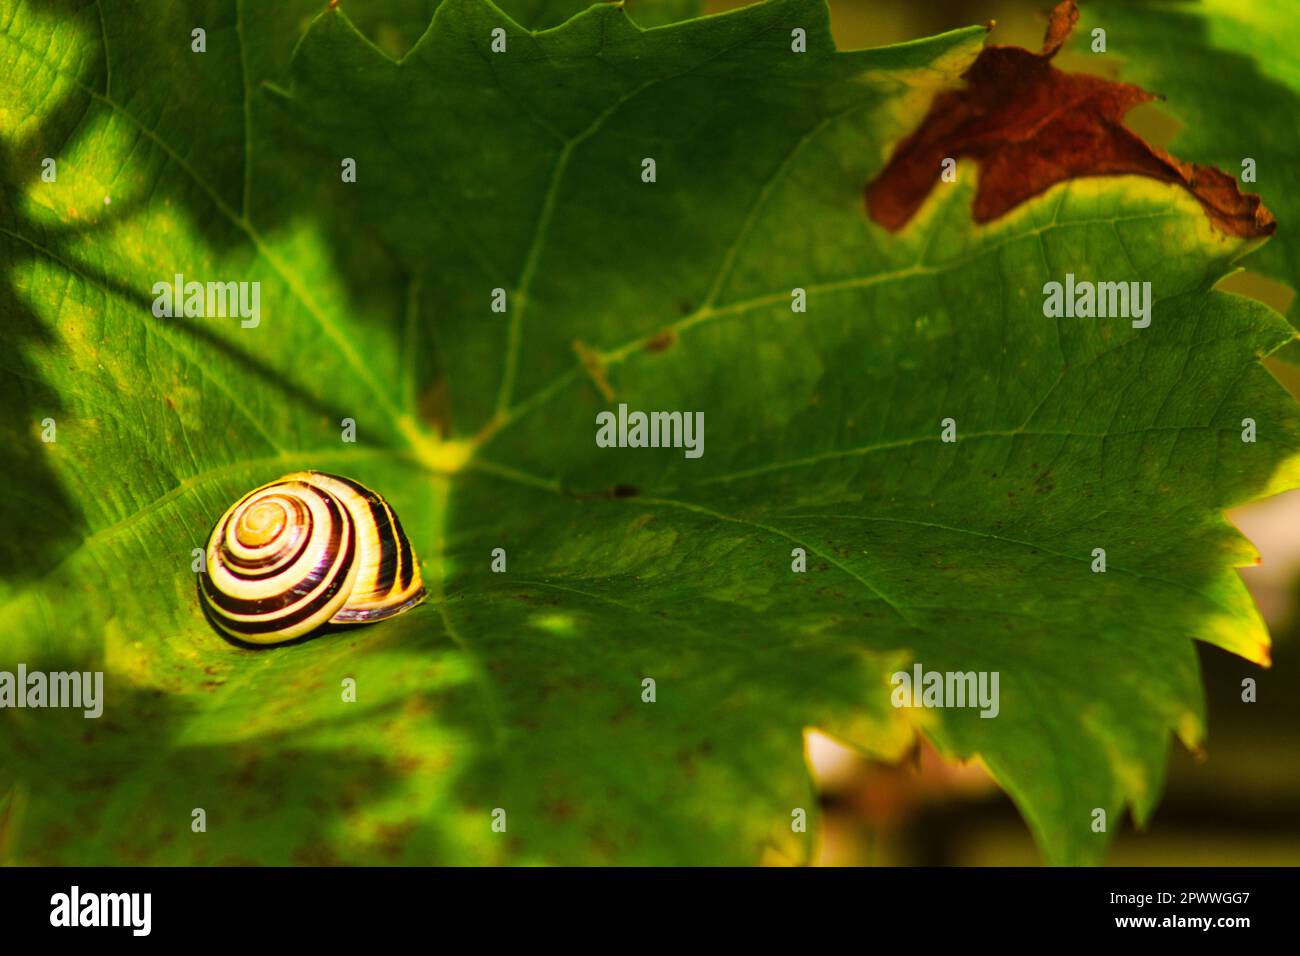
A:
199 471 425 644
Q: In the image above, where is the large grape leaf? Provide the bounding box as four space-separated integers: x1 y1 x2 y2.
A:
1072 1 1300 323
1 0 1297 866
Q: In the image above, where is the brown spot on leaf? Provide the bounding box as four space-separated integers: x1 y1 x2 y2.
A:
566 483 640 501
643 328 677 353
294 842 344 866
866 0 1275 239
542 798 576 822
374 819 417 860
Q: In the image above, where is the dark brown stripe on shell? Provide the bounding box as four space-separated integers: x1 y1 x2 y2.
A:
206 515 357 635
203 485 345 616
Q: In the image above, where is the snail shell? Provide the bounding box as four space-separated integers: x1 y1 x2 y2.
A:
199 471 425 644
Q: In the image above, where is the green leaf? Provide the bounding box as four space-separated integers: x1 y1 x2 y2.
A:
1073 1 1300 323
1 0 1296 865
